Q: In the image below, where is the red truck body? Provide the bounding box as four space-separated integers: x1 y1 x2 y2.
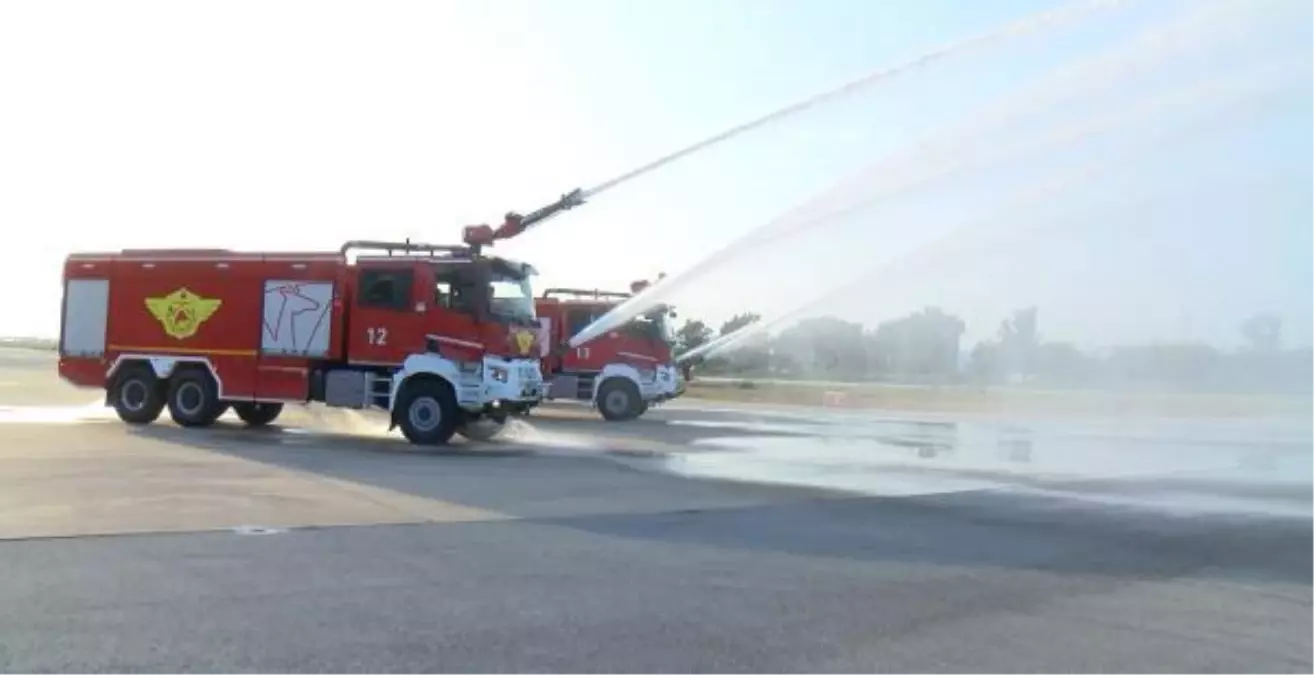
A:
57 241 547 444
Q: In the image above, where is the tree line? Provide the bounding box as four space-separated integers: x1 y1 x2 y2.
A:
675 307 1313 395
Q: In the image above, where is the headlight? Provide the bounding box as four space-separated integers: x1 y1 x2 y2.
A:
490 366 508 382
659 369 670 381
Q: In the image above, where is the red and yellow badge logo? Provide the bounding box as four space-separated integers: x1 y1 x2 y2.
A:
510 328 535 356
145 288 222 340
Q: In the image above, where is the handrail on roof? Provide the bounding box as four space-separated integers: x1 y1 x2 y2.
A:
119 248 236 255
541 288 631 301
339 239 472 258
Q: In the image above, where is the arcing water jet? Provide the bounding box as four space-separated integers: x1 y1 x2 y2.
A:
675 54 1304 366
567 0 1296 350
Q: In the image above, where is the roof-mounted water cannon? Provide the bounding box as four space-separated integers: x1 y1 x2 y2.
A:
463 188 587 255
628 271 669 298
630 274 676 318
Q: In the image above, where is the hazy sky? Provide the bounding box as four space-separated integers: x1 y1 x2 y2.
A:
2 0 1309 348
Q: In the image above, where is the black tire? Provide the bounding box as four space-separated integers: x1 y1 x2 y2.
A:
233 401 283 427
110 365 165 425
395 378 459 445
597 378 643 422
166 368 224 428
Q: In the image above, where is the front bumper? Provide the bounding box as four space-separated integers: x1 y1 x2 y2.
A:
482 357 545 404
649 364 686 403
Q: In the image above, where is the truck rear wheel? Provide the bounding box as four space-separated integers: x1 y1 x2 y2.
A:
395 378 458 445
233 401 283 427
167 368 224 428
597 378 643 422
111 365 165 425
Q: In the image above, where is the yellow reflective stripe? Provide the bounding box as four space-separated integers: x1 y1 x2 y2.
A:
108 345 257 357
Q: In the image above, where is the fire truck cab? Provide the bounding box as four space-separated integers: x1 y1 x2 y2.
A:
534 284 684 421
57 240 546 445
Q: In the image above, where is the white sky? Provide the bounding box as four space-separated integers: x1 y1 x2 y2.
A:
1 0 881 338
2 0 1309 349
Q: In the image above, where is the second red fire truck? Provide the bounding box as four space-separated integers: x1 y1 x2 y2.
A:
532 281 684 421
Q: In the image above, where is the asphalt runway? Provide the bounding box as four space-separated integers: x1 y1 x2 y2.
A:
0 348 1309 672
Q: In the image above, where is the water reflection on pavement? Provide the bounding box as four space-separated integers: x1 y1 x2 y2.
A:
653 404 1312 517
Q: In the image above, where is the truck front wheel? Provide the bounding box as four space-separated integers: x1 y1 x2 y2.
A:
233 401 283 427
597 378 643 422
111 365 165 425
395 378 459 445
167 368 224 428
457 417 507 442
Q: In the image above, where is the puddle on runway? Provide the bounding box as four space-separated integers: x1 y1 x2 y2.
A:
658 412 1312 514
0 401 115 424
667 419 821 436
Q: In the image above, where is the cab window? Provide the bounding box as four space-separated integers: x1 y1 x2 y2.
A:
434 269 479 314
566 308 596 336
358 268 413 311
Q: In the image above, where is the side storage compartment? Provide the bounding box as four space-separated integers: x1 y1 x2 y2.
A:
547 374 579 400
323 369 370 409
61 278 110 358
253 255 345 402
57 255 115 389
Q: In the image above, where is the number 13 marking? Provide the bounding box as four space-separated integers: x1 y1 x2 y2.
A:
366 326 388 346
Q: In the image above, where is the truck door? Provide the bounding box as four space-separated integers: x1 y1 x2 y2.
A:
347 262 426 365
561 305 609 372
426 263 486 362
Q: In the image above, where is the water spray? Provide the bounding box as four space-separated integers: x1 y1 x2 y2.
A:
675 55 1303 365
757 0 1273 243
566 0 1288 349
579 0 1133 203
496 0 1132 238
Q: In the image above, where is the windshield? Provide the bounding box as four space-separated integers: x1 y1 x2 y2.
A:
653 309 675 345
626 307 675 345
488 274 536 323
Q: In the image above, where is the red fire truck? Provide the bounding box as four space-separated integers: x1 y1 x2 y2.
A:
533 281 684 421
56 192 585 445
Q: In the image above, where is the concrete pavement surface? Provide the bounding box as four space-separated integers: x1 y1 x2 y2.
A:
0 348 1309 672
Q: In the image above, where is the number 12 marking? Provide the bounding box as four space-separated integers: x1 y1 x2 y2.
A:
366 326 388 346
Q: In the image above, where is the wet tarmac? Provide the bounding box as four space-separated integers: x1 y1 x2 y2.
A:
0 348 1309 672
646 402 1312 518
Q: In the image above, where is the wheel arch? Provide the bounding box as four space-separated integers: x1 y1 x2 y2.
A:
390 354 462 406
107 354 226 398
389 371 461 443
389 356 461 429
592 363 643 403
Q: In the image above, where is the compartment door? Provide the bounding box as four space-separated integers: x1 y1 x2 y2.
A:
256 279 336 401
61 278 110 357
261 279 335 357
